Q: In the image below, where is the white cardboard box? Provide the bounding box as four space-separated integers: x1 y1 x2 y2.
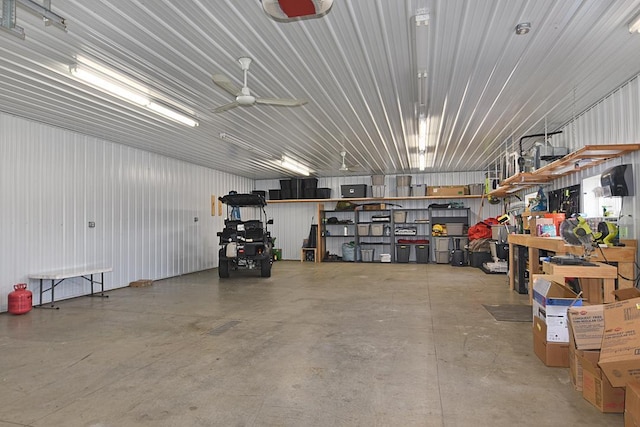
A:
532 277 582 343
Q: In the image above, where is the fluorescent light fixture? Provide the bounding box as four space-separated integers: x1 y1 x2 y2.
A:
148 102 198 127
281 155 310 176
418 152 426 171
629 13 640 33
70 66 149 106
418 113 427 151
70 62 198 127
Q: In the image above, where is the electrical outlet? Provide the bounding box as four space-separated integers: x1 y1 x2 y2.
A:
194 217 199 222
88 221 96 228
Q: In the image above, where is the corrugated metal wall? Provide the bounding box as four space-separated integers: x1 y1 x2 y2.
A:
255 172 503 260
0 112 253 312
533 74 640 236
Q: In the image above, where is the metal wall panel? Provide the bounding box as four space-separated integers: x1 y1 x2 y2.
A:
518 75 640 242
0 112 252 312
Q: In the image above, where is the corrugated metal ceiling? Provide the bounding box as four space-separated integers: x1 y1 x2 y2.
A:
1 0 640 179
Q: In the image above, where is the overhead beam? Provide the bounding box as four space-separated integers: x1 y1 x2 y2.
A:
0 0 25 39
16 0 66 31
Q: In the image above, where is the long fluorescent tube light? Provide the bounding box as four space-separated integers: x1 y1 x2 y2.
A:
70 66 149 106
418 113 427 151
281 156 310 176
70 63 198 127
148 102 198 127
629 13 640 33
418 152 426 171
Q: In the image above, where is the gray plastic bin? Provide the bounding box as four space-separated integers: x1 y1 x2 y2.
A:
416 244 429 263
396 244 411 263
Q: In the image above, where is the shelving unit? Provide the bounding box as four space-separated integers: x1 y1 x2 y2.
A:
428 207 470 263
392 209 430 263
489 144 640 197
356 208 393 262
318 207 356 262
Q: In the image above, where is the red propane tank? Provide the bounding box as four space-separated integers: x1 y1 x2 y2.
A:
8 283 32 315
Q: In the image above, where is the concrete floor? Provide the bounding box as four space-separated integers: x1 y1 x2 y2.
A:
0 261 621 427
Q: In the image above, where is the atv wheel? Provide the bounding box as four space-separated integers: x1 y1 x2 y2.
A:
260 260 272 278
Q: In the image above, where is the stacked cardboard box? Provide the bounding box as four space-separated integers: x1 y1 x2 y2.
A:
566 289 640 414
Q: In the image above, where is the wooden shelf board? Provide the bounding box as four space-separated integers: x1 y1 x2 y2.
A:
489 143 640 197
268 195 482 204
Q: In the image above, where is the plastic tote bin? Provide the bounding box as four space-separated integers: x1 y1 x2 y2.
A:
445 223 464 235
357 224 370 236
434 237 451 251
393 211 407 223
396 244 411 263
361 249 375 262
416 244 429 263
435 250 450 264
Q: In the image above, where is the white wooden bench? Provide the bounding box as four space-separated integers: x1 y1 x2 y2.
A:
29 267 113 309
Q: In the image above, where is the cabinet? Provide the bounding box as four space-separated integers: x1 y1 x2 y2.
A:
428 207 470 263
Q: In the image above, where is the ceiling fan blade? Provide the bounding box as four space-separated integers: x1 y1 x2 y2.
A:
256 97 308 107
212 74 240 96
214 101 240 113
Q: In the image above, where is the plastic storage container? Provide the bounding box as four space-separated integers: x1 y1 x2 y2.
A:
370 223 384 236
435 251 450 264
434 237 451 251
371 175 385 186
416 244 429 263
445 223 464 235
396 186 411 197
371 185 385 198
357 224 370 236
361 248 375 262
396 175 412 187
393 211 407 223
396 244 411 263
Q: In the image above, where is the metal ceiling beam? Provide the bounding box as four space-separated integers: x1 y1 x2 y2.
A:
0 0 25 39
16 0 66 31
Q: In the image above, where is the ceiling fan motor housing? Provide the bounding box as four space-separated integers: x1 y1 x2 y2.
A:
237 95 256 105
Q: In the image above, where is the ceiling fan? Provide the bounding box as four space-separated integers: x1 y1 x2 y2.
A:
211 57 308 113
338 151 364 172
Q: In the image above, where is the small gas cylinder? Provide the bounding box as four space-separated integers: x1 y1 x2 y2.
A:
8 283 32 315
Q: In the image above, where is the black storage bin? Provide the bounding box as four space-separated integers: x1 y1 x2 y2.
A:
396 244 411 263
280 179 292 191
469 251 492 268
341 184 367 198
302 177 318 189
415 244 429 263
290 178 303 199
251 190 266 198
316 188 331 198
268 189 281 200
303 188 316 199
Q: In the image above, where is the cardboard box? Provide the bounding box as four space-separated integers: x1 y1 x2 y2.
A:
427 185 469 196
533 316 570 367
532 277 582 343
130 279 153 287
581 351 626 413
626 381 640 427
568 304 605 350
598 297 640 388
532 218 556 237
568 314 601 391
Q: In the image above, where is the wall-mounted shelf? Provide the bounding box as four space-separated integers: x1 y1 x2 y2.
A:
268 195 482 204
490 144 640 197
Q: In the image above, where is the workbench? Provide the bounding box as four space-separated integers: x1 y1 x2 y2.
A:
507 234 636 301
